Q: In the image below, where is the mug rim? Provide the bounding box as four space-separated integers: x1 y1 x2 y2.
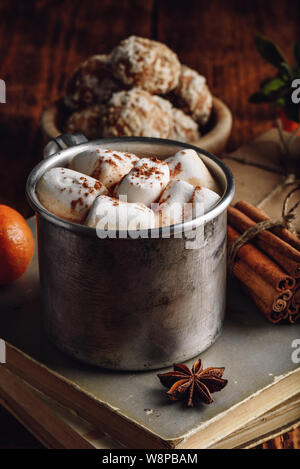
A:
26 136 235 237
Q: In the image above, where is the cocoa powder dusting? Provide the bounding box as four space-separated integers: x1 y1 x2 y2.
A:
171 162 182 178
132 162 164 180
94 181 102 190
71 198 84 211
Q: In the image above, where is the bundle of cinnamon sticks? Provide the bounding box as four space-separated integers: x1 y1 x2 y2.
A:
227 200 300 324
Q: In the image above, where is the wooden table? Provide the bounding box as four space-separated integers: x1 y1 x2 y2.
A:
0 0 299 449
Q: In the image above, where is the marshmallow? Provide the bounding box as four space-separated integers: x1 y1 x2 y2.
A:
115 157 170 207
192 186 220 215
36 167 108 223
85 195 155 231
70 148 139 189
157 180 221 227
166 149 219 193
157 179 195 226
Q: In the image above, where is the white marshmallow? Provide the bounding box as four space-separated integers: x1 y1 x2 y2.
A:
192 186 221 215
85 195 155 231
70 148 139 189
36 167 108 223
166 149 219 193
157 180 221 227
115 157 170 207
157 179 195 226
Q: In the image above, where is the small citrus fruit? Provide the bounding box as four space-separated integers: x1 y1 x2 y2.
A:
0 205 35 285
278 109 300 134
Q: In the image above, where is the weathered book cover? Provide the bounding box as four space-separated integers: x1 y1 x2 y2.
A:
0 366 299 449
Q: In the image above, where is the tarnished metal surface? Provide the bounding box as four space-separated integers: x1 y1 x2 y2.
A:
26 137 234 370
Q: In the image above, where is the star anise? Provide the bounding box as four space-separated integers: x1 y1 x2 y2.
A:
157 358 228 407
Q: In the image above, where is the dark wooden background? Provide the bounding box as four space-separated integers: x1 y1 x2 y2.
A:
0 0 299 449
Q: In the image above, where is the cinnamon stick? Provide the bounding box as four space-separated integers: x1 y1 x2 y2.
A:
235 200 300 252
242 285 271 318
227 206 300 277
293 283 300 305
232 258 292 313
289 314 300 324
269 308 289 323
227 225 295 291
286 295 300 323
287 300 299 316
272 289 292 312
241 285 287 324
288 303 300 323
272 299 287 313
256 241 300 279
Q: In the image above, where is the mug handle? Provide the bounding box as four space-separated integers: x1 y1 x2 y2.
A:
43 133 88 159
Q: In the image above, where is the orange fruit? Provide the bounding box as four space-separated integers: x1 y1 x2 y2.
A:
0 205 35 285
278 109 300 134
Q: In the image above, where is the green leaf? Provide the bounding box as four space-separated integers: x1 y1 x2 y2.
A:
293 41 300 68
278 61 293 79
275 97 285 107
249 92 271 103
261 76 286 95
284 92 300 122
256 75 290 104
255 33 288 70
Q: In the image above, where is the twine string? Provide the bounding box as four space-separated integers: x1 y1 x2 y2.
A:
228 183 300 274
282 185 300 232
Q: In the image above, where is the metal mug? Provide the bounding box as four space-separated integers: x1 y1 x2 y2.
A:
26 135 234 370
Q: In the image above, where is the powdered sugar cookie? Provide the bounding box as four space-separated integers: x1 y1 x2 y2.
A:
99 88 173 138
152 95 200 142
64 55 121 110
64 104 102 139
110 36 181 94
170 108 201 142
172 65 213 127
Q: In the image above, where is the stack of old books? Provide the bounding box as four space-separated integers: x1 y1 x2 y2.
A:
1 337 299 449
